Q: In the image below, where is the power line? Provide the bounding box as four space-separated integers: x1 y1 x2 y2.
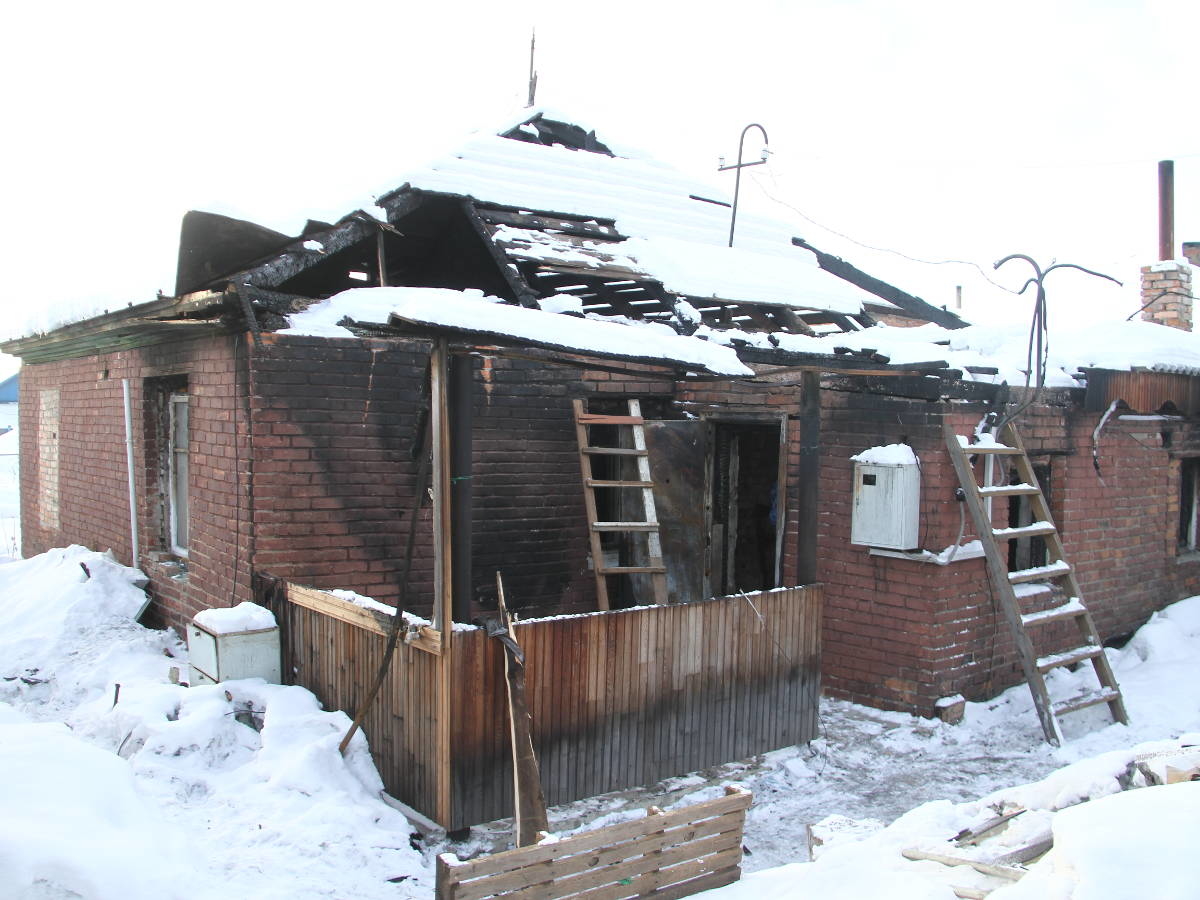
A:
749 171 1023 296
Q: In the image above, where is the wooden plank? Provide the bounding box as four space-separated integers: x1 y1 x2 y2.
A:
445 791 751 882
449 812 744 900
285 583 390 636
902 848 1027 881
519 837 742 900
572 851 741 900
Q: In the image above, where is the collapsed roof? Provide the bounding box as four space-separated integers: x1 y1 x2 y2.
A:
2 110 971 366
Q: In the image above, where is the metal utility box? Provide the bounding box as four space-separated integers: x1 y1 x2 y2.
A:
187 618 281 686
850 454 921 550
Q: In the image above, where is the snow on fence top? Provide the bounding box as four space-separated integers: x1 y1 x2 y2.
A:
281 286 755 376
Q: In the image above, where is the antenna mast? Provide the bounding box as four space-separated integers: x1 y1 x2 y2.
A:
526 29 538 107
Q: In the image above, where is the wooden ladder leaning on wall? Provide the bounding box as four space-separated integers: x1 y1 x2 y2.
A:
572 398 669 611
944 419 1129 745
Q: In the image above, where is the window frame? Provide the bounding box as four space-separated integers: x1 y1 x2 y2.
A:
167 391 190 558
1179 457 1200 553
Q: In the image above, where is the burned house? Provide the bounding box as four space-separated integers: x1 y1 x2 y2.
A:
7 111 1200 827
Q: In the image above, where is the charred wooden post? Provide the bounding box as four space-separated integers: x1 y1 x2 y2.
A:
493 572 548 846
796 371 820 584
431 339 455 825
449 352 474 624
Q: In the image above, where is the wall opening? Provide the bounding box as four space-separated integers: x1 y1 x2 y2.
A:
711 422 781 594
1179 457 1200 552
1008 461 1051 572
144 374 190 559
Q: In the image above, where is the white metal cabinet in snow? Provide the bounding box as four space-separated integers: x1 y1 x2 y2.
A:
186 619 281 685
850 457 921 550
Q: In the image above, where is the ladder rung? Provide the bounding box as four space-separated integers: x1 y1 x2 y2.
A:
993 522 1057 541
978 484 1041 497
1021 598 1086 627
1037 644 1103 673
1053 687 1122 717
597 565 667 575
1012 581 1054 600
592 522 660 532
961 444 1023 455
1009 561 1071 584
577 414 645 425
586 479 655 488
581 447 648 457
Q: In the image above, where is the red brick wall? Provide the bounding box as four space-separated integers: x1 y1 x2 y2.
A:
24 330 1198 719
19 335 248 631
818 386 1200 715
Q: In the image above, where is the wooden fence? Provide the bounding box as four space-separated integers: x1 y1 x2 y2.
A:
436 786 752 900
265 579 821 829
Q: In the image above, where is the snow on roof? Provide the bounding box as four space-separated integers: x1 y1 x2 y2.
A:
728 318 1200 385
279 286 754 376
392 114 871 316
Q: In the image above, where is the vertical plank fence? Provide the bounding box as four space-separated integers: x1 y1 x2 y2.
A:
265 579 821 830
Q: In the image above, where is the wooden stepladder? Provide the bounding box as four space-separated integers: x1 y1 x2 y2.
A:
573 398 669 610
944 420 1128 745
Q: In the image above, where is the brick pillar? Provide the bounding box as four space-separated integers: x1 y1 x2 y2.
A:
1140 260 1193 331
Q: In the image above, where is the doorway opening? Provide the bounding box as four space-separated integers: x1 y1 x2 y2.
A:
711 422 782 595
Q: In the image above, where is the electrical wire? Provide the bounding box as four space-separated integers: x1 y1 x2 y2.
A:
750 170 1023 296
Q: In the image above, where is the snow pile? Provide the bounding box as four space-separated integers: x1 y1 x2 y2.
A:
996 781 1200 899
0 547 431 899
5 541 1200 898
0 716 190 899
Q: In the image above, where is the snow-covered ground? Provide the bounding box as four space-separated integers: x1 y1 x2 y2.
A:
2 445 1199 896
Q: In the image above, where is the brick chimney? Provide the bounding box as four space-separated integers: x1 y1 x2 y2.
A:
1141 260 1193 331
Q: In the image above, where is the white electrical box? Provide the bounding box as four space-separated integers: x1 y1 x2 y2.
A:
850 451 921 550
186 614 281 686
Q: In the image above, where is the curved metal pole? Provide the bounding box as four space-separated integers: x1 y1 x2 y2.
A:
719 123 769 247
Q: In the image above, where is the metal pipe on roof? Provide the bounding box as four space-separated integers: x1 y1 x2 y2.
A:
719 123 770 248
1159 160 1175 262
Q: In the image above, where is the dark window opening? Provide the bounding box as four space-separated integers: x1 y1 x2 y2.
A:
1180 458 1200 552
1007 461 1051 572
144 375 190 558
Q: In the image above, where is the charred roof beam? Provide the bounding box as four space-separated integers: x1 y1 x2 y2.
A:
791 236 968 330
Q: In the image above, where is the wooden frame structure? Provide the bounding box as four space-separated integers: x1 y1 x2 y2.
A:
435 786 753 900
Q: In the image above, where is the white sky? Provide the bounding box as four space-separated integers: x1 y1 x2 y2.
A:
2 0 1197 337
